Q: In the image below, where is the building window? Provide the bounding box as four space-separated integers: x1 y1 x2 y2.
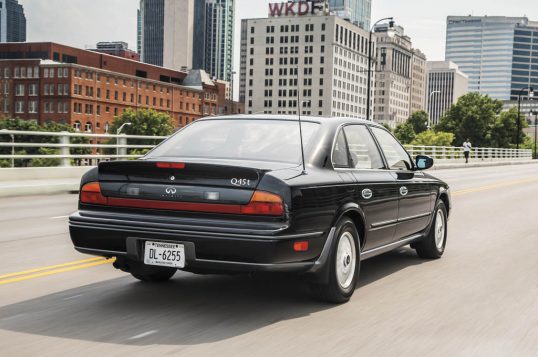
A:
15 84 24 96
15 101 24 113
28 84 38 96
3 99 9 113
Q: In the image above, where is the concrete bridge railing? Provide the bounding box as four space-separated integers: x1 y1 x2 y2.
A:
0 129 533 168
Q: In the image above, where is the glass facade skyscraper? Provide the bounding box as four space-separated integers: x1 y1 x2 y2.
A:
292 0 371 30
193 0 235 82
0 0 26 43
445 16 538 101
511 24 538 100
329 0 371 30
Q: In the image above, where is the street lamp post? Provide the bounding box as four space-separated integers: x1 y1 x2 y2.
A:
116 122 132 158
366 17 394 122
428 90 441 129
517 86 534 150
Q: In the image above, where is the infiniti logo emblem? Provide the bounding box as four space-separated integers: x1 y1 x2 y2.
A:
165 187 177 194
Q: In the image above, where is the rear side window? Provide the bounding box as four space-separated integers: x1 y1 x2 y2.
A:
343 125 384 169
332 129 350 168
147 119 320 164
370 127 412 170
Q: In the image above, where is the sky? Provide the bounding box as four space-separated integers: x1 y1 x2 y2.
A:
21 0 538 97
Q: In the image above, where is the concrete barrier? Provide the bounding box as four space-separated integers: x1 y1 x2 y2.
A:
0 160 537 198
0 166 94 197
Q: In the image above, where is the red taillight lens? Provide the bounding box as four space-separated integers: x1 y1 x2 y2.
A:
240 191 284 216
293 241 309 252
156 162 185 169
80 182 108 205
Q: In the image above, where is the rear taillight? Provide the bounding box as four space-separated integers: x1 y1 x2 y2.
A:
80 182 107 205
241 191 284 216
79 183 284 216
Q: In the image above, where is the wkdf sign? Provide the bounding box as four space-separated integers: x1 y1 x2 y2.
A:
268 0 329 17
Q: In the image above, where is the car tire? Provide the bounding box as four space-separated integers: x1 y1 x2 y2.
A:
415 201 447 259
311 217 360 304
129 261 177 282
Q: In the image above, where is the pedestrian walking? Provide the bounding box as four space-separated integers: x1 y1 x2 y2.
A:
463 139 472 164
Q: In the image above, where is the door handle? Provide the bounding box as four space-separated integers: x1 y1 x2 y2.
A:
399 186 408 196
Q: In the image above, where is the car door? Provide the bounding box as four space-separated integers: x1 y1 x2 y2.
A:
372 127 432 240
338 124 399 251
369 127 434 241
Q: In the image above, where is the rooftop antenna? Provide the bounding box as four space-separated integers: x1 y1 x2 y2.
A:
296 65 307 175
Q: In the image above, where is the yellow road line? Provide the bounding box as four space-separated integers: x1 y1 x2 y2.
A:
0 257 105 280
452 177 538 196
0 258 115 285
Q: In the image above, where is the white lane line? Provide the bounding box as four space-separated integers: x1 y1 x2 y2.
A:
1 313 26 321
62 294 83 301
50 215 70 219
128 330 158 340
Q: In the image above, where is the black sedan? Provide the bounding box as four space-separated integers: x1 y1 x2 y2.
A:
69 115 450 303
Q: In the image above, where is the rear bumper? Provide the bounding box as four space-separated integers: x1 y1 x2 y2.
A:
69 211 332 274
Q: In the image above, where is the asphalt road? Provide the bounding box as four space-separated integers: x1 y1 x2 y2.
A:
0 163 537 356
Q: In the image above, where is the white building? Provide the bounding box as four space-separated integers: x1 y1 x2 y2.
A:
373 24 427 129
239 1 374 118
426 61 468 125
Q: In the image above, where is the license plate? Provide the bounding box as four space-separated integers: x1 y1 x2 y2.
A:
144 241 185 268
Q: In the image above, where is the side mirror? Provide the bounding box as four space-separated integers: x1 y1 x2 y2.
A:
415 155 434 170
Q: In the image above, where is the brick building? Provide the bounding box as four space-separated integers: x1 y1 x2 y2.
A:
0 42 223 133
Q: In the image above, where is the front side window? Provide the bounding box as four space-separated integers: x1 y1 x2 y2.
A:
371 127 412 170
343 125 384 169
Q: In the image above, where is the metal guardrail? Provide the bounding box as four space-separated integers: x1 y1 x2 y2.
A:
0 130 533 167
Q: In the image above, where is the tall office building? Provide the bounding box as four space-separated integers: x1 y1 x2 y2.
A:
139 0 195 70
137 9 142 54
140 0 234 81
373 24 427 128
445 16 538 101
193 0 235 82
0 0 26 42
240 2 374 118
425 61 469 125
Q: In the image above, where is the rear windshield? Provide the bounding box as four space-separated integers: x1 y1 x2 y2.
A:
147 119 320 164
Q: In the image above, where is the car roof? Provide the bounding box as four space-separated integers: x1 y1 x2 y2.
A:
196 114 386 130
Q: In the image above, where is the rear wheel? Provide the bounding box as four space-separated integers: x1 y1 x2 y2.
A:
415 201 447 259
129 261 177 282
311 217 360 303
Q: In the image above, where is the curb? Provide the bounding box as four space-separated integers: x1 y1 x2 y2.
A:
432 160 538 170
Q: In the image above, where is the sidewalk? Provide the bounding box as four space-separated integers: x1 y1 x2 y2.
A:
0 160 536 198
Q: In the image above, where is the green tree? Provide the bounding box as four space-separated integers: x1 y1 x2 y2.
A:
407 111 429 134
411 131 455 146
489 107 527 148
108 109 174 155
394 122 416 144
436 92 503 147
